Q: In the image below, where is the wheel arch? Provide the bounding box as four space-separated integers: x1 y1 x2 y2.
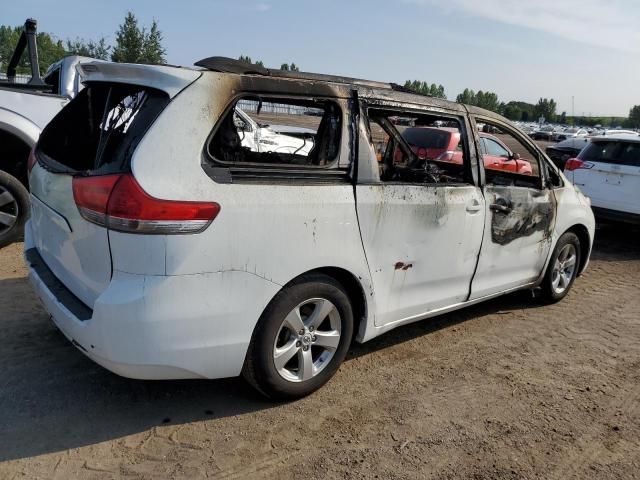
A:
565 223 591 276
0 112 39 188
281 266 369 343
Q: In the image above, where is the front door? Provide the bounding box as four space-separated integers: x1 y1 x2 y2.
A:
355 104 485 327
470 118 555 299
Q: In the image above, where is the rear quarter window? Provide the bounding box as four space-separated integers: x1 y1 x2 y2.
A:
37 83 169 175
203 96 345 182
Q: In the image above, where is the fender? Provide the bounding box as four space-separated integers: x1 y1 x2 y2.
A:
0 107 41 148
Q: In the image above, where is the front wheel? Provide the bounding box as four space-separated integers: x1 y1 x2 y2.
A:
539 232 581 303
0 171 30 249
242 274 354 400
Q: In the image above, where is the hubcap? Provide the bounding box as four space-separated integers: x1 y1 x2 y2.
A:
0 187 19 235
273 298 342 382
551 244 577 295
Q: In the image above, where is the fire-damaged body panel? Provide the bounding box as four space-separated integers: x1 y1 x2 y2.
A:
470 186 555 299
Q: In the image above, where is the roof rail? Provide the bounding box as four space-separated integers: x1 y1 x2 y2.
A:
194 56 394 90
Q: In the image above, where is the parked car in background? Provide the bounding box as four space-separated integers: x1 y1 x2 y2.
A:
0 18 99 248
530 125 558 141
553 128 589 142
565 133 640 224
25 57 594 399
399 127 533 175
546 137 590 170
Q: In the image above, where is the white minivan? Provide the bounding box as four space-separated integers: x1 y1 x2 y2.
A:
25 58 595 399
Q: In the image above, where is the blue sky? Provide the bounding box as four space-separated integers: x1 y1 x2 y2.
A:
2 0 638 116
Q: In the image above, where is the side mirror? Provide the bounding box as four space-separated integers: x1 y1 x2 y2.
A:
510 152 521 161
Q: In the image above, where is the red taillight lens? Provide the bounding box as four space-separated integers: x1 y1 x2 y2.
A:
27 149 38 173
72 174 220 234
564 158 593 171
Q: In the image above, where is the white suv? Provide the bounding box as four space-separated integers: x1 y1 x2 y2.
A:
565 133 640 224
25 58 595 399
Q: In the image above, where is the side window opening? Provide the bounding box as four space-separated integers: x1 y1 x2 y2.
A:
367 108 471 185
206 97 342 169
476 120 542 189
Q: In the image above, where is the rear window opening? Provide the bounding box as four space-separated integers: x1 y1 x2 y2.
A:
37 83 169 175
205 97 342 170
580 141 640 167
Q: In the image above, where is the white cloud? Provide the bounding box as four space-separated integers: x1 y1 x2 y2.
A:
404 0 640 53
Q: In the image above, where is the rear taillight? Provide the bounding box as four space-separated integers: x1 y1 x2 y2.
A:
27 149 38 173
72 174 220 234
564 158 594 171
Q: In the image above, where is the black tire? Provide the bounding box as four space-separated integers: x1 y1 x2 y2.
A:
539 232 581 303
0 170 30 249
242 273 354 400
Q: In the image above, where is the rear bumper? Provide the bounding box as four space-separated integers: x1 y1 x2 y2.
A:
24 221 281 380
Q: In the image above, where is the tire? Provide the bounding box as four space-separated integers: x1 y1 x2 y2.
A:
242 273 354 400
539 232 581 303
0 170 30 249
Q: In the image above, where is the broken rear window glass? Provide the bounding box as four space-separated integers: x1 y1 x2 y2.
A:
367 109 470 185
37 83 169 174
207 97 342 169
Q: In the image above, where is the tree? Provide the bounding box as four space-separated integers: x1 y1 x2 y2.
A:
111 12 165 64
628 105 640 129
66 37 110 60
456 88 501 113
140 20 165 64
0 25 66 75
402 79 446 99
558 111 567 124
111 12 143 63
280 62 299 71
534 98 557 123
239 55 264 67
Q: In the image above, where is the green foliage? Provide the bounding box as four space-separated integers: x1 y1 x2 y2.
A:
239 55 264 68
402 80 446 99
141 20 165 65
534 98 557 123
0 25 66 75
455 89 501 113
111 12 166 64
66 37 110 60
280 62 300 71
628 105 640 129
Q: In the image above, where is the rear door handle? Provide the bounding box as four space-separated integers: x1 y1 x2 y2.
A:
466 199 483 213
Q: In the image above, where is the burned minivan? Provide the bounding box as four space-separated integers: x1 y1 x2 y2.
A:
25 58 595 399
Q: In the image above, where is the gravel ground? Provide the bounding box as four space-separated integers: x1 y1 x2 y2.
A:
0 222 639 479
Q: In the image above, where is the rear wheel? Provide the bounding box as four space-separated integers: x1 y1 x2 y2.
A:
539 232 581 303
242 274 353 400
0 171 29 249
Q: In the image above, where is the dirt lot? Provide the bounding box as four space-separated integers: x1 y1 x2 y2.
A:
1 223 639 480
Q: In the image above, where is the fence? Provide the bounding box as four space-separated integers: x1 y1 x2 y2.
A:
0 73 31 84
237 99 319 116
